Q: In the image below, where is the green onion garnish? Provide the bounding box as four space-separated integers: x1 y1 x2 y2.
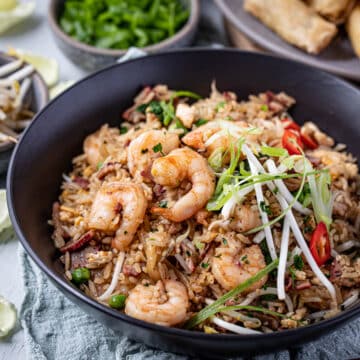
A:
260 145 288 157
185 258 279 329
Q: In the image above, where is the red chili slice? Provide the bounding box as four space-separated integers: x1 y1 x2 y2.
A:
310 222 331 266
300 131 319 150
281 118 301 132
282 129 303 155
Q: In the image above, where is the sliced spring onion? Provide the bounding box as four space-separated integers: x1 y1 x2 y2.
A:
277 217 290 300
171 90 202 100
211 316 261 335
240 287 294 313
275 194 337 300
242 148 308 236
208 147 225 171
260 145 288 157
185 258 279 329
98 252 125 301
307 164 333 228
205 298 261 327
221 186 254 220
266 159 311 215
218 305 286 318
243 144 277 260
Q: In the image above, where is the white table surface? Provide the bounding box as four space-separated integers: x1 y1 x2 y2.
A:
0 2 90 358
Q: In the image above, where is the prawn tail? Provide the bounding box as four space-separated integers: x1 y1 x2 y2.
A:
151 207 178 222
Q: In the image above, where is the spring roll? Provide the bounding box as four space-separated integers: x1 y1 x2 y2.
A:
346 3 360 57
244 0 338 54
307 0 355 24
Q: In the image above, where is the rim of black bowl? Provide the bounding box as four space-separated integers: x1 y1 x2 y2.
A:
0 52 49 152
7 48 360 343
48 0 200 56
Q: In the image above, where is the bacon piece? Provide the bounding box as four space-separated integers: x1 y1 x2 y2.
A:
296 280 312 290
60 230 95 253
73 177 89 190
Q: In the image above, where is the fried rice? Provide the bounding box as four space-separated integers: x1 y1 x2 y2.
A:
50 83 360 334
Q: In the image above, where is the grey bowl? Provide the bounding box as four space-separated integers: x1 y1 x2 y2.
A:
0 53 48 174
48 0 200 72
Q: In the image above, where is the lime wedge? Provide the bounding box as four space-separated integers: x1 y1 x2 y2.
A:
0 0 18 11
0 2 35 34
0 296 17 338
50 80 75 99
0 190 11 235
8 48 59 87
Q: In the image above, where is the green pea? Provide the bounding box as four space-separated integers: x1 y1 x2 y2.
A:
109 294 127 309
71 267 90 285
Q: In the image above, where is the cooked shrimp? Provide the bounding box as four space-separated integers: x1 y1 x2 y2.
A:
125 280 189 326
127 130 180 181
229 204 262 233
83 129 110 167
87 182 147 250
212 244 267 292
151 147 215 222
175 103 195 128
182 120 248 158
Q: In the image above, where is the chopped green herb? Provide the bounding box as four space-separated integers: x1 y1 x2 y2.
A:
59 0 189 50
273 187 279 194
260 104 268 111
289 266 297 285
215 101 225 111
260 240 272 265
201 262 209 269
119 126 128 134
260 201 272 215
96 162 103 170
195 242 205 250
136 103 148 114
153 143 164 155
225 116 233 121
149 101 163 117
294 255 304 270
159 200 168 208
222 238 228 245
298 183 312 207
194 118 208 127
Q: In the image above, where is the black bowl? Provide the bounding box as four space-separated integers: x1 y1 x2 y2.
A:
7 49 360 358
